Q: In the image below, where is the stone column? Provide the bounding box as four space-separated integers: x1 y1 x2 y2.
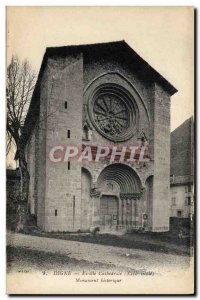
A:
126 199 130 230
131 199 134 227
123 198 127 230
134 199 137 228
121 199 124 226
136 198 140 228
118 198 122 229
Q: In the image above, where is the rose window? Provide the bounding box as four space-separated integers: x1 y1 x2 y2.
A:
88 84 138 142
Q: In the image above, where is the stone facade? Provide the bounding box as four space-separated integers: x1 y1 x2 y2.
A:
25 41 177 232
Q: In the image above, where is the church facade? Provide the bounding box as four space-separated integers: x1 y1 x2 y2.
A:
25 41 177 232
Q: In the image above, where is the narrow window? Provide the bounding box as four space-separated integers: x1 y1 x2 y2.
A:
65 101 67 109
68 161 70 170
67 130 70 138
55 209 57 216
177 210 182 217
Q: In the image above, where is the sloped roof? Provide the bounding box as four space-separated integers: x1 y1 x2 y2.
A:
23 40 177 144
45 40 177 94
170 117 194 183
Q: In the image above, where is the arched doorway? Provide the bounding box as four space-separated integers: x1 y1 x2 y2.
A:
97 163 142 231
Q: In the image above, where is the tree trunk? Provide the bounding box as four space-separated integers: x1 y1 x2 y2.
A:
15 143 30 232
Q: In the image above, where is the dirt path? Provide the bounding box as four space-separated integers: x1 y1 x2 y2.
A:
7 231 191 274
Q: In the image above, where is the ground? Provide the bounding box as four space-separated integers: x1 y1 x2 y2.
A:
27 229 192 256
7 231 192 275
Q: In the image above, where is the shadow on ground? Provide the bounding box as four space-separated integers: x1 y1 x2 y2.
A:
7 245 141 273
26 229 192 256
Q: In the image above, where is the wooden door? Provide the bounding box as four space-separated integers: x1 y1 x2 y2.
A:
100 196 118 230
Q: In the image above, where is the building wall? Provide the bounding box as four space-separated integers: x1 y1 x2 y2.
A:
42 54 83 232
26 129 36 215
82 54 155 230
83 55 154 153
26 121 40 218
26 51 172 232
170 184 194 218
152 83 171 231
170 117 194 219
36 66 50 230
81 168 93 230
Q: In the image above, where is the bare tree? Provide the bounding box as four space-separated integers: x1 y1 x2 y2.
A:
7 56 36 231
6 131 14 156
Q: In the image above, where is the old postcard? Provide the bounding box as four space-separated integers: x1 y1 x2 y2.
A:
6 6 194 295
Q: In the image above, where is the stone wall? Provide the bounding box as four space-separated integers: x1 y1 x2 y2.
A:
43 54 83 231
83 55 154 153
26 50 172 232
152 83 171 231
26 129 36 215
81 54 155 231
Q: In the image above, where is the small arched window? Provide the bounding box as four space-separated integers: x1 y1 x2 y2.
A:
83 125 89 140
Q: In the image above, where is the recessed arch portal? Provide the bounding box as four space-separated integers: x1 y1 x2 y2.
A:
97 163 142 195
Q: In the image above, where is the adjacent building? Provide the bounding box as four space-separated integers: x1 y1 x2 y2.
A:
170 117 194 219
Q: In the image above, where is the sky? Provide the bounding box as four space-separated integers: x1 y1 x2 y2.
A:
6 6 194 166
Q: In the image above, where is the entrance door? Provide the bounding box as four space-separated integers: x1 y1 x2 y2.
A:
100 196 118 231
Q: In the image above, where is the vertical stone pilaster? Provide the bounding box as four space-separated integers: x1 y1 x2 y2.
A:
123 199 127 228
118 198 122 227
127 199 130 227
134 199 138 227
131 199 134 226
153 83 171 232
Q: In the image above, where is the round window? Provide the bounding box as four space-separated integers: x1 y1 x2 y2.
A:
88 83 138 142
